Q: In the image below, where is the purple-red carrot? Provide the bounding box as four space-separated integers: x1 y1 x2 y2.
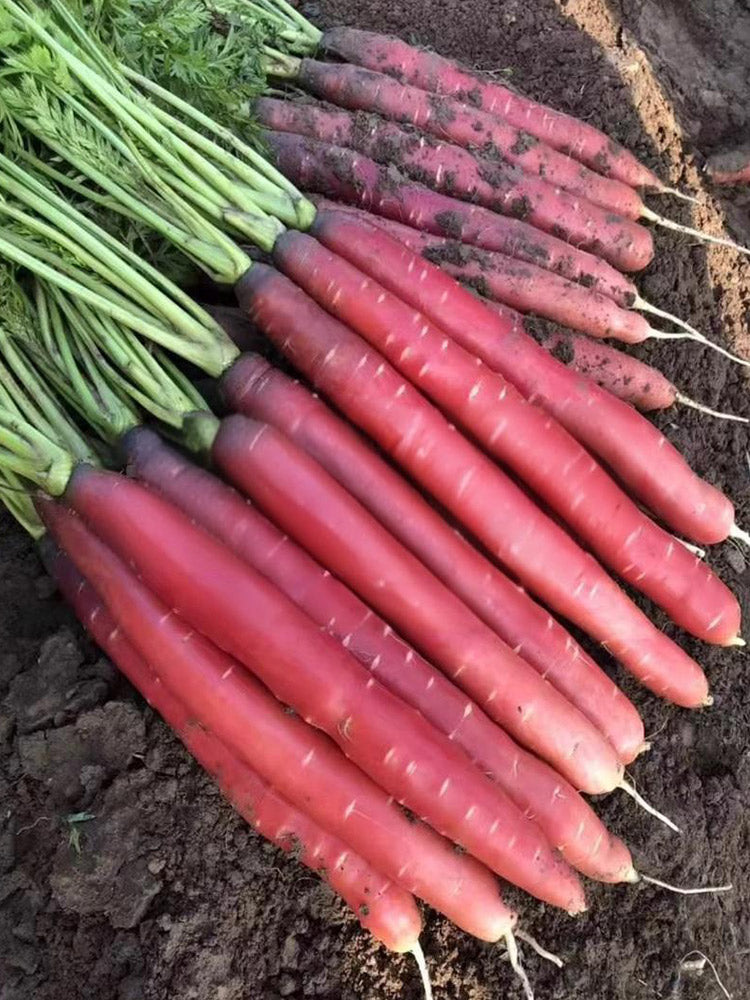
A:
47 544 423 953
309 208 738 547
264 129 637 304
287 58 646 223
482 304 678 411
124 427 635 881
234 262 712 706
307 200 652 343
255 96 653 271
222 354 645 765
272 227 740 645
319 27 662 190
39 495 515 939
44 470 587 912
207 415 623 796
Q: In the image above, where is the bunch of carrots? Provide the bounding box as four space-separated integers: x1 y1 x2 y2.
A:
0 0 746 994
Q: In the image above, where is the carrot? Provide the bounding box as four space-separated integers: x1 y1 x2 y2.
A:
493 310 676 411
308 209 741 547
37 495 516 938
208 414 622 796
296 40 750 256
306 201 653 344
235 263 711 706
272 227 740 645
124 427 635 882
318 27 663 190
46 543 423 954
282 58 645 223
264 130 637 306
46 468 587 911
221 355 645 765
255 97 653 271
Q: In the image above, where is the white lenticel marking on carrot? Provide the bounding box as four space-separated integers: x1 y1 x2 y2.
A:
507 834 518 850
486 688 497 703
302 749 315 767
376 293 386 304
221 665 234 680
406 760 418 777
464 805 477 821
159 610 173 624
469 382 481 400
375 363 386 377
706 612 725 631
395 384 407 398
366 677 376 689
426 676 435 690
383 747 396 765
456 467 476 498
439 778 451 798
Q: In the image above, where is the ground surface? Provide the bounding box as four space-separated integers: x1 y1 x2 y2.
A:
2 1 750 997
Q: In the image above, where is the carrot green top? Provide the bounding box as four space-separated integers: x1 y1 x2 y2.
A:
0 0 316 280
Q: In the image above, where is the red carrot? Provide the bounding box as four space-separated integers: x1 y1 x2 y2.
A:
319 27 662 190
483 304 676 410
208 415 622 796
255 96 653 271
124 428 635 882
235 263 712 706
45 469 587 911
285 59 644 223
38 496 515 938
307 201 652 344
272 227 740 645
46 544 423 953
221 355 645 765
308 209 741 546
264 130 637 305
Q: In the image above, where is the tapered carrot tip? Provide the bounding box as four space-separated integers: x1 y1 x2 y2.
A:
703 694 715 708
411 943 433 1000
727 635 746 648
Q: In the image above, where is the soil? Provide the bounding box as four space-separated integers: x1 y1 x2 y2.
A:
2 1 750 998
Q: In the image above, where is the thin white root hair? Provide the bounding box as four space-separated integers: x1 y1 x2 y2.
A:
634 294 700 333
673 535 706 558
654 185 701 205
675 393 750 423
411 942 433 1000
515 930 564 968
678 951 732 1000
505 931 535 1000
648 328 750 369
729 523 750 547
619 778 681 833
641 205 750 256
639 873 733 895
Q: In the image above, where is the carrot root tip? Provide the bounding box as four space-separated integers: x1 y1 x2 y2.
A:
504 931 535 1000
619 778 681 833
641 205 750 256
675 393 749 424
411 942 433 1000
638 873 733 896
652 186 701 205
730 523 750 548
515 929 564 968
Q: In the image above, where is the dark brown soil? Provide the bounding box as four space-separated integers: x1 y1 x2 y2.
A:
2 1 750 998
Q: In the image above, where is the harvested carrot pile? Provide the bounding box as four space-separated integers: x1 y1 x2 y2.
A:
0 1 748 998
